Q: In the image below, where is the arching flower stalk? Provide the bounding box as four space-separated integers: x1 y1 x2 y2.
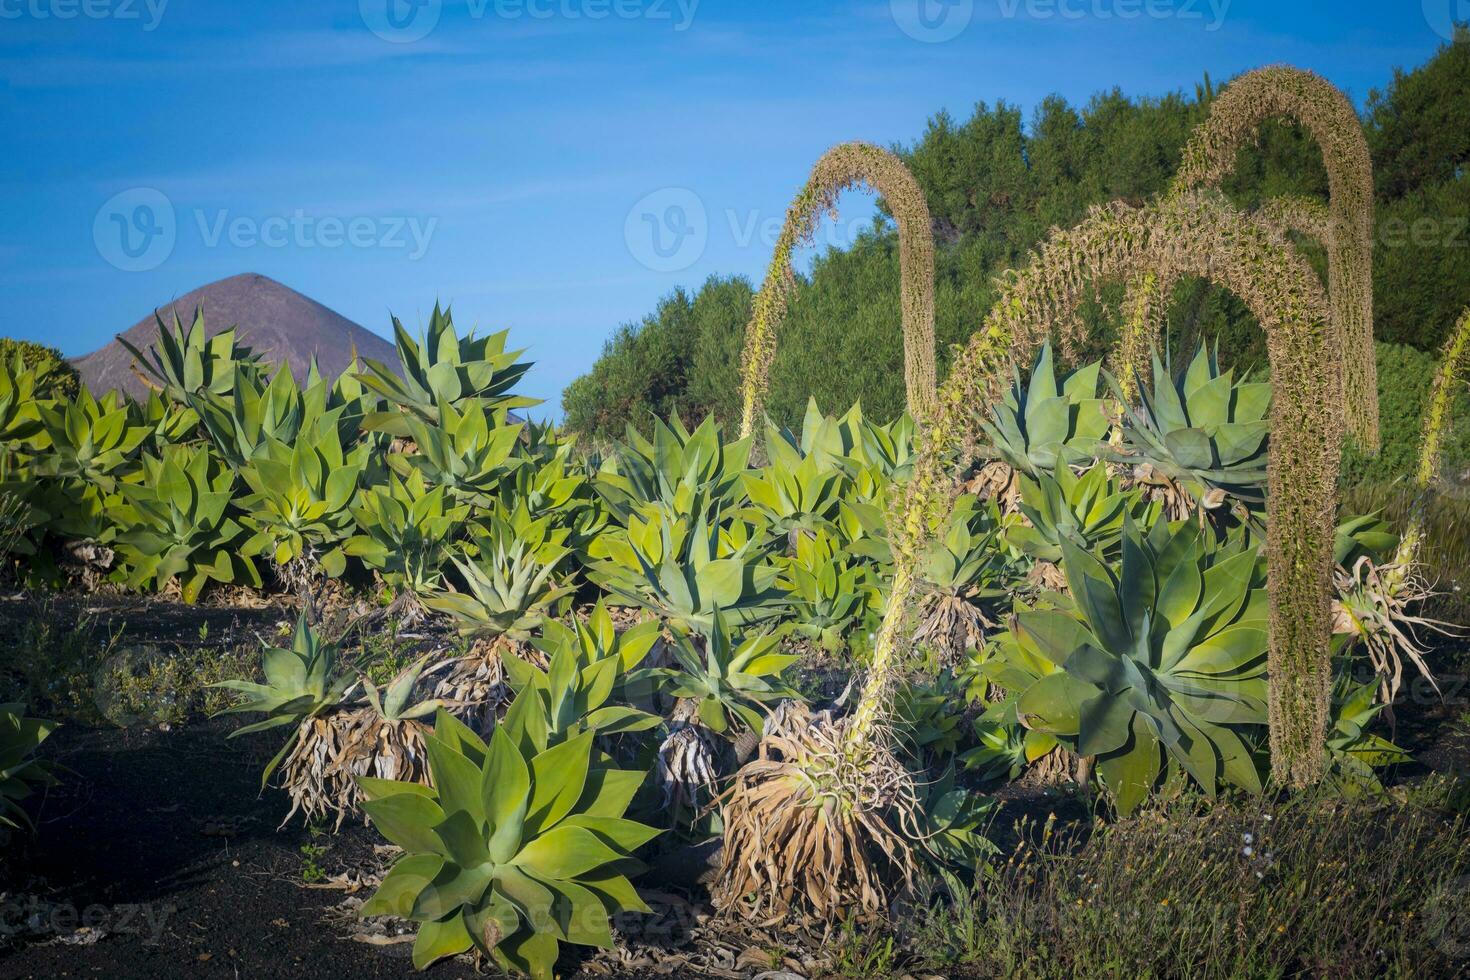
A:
1115 270 1170 406
737 142 937 436
857 190 1344 789
716 186 1352 930
1334 309 1470 710
1170 65 1378 451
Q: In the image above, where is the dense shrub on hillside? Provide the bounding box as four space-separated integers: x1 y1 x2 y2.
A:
565 32 1470 436
0 338 78 400
561 276 751 443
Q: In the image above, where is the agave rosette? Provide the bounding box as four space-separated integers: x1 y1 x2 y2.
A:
1014 519 1268 813
357 705 657 977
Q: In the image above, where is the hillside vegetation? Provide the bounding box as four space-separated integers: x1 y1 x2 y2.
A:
564 33 1470 453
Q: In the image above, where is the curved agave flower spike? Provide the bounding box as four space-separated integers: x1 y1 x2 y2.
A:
855 190 1343 789
738 141 936 436
1397 308 1470 568
1168 65 1378 451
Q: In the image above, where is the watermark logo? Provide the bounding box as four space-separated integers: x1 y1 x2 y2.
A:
0 0 169 30
625 188 707 273
94 188 176 273
891 0 974 43
361 0 698 42
998 0 1231 30
360 0 441 43
93 188 438 272
1423 0 1470 41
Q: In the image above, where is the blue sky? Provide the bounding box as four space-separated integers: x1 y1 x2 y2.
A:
0 0 1458 417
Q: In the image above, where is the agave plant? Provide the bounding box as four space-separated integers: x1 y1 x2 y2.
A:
588 509 785 633
33 387 148 491
1014 519 1268 814
390 401 524 510
118 309 263 403
959 627 1067 782
776 529 875 653
0 704 58 832
213 614 355 787
1324 675 1409 795
1109 344 1270 515
892 670 970 759
346 470 470 599
238 415 366 583
425 514 575 641
959 703 1059 784
357 305 535 431
741 426 849 544
357 705 657 977
109 444 260 602
648 611 799 735
982 342 1111 478
594 414 752 523
914 496 1011 664
492 434 594 530
133 388 201 452
361 656 448 724
501 604 664 746
193 367 313 469
1006 461 1145 565
0 353 48 448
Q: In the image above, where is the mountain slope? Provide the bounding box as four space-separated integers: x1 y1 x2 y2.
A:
73 273 396 399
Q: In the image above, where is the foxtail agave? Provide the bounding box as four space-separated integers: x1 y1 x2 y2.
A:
117 309 263 403
110 444 260 602
238 414 366 584
1006 461 1143 566
587 509 786 633
357 704 657 977
914 495 1009 664
649 611 800 737
425 514 575 641
345 470 470 600
1015 520 1268 814
1109 344 1270 517
357 304 536 430
982 342 1111 479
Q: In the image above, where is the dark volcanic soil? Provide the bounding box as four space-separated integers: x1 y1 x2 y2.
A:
0 717 482 980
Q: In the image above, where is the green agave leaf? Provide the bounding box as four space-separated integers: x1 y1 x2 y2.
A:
578 769 646 818
547 878 615 947
559 814 661 853
513 825 623 880
360 793 448 855
482 728 531 863
424 733 486 825
411 912 474 971
526 732 593 834
1097 717 1161 817
1163 427 1215 471
1016 671 1093 736
360 853 444 919
413 858 495 921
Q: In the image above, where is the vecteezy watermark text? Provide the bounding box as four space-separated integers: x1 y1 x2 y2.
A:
93 188 437 272
0 0 168 30
994 0 1230 29
360 0 697 43
891 0 1229 43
